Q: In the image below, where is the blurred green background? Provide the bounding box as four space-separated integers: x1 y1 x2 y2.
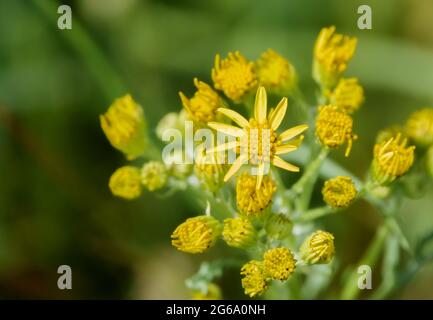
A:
0 0 433 299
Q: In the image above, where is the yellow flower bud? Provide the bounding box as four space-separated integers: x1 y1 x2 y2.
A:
263 247 296 281
240 260 268 298
100 94 148 160
373 133 415 183
329 78 364 114
405 108 433 147
179 78 225 125
141 161 168 191
194 149 225 192
256 49 297 94
322 176 357 208
265 213 293 240
236 172 276 217
223 217 257 249
313 26 357 89
212 51 257 102
171 215 222 254
315 105 357 157
300 230 335 265
191 283 222 300
108 166 142 200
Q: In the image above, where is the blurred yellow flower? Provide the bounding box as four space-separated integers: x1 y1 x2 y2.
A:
256 49 297 94
191 283 222 300
100 94 147 160
236 172 276 217
373 133 415 183
223 217 257 249
316 105 357 156
171 215 222 254
329 78 364 114
141 161 168 191
300 230 335 265
179 78 225 125
240 260 268 298
322 176 357 208
108 166 142 200
405 108 433 147
208 86 308 189
263 247 296 281
212 51 257 102
313 26 357 89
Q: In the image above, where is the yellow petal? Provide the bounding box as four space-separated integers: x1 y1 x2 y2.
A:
255 162 265 189
224 153 247 182
206 140 238 153
208 122 245 137
279 124 308 142
217 108 249 128
275 144 297 155
272 156 299 172
254 86 267 124
270 97 288 131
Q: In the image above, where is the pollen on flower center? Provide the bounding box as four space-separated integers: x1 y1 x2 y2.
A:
244 119 278 165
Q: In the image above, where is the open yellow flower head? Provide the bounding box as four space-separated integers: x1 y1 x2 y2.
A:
322 176 357 208
208 86 308 189
256 49 297 94
141 161 168 191
100 94 148 160
265 213 293 240
263 247 296 281
171 215 222 254
405 108 433 147
240 260 268 298
313 26 357 89
236 172 276 217
300 230 335 265
108 166 142 200
179 78 225 125
194 148 226 192
212 51 257 102
373 133 415 183
191 283 222 300
329 78 364 114
223 217 257 249
316 105 357 156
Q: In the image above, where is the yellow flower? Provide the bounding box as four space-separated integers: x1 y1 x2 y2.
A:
141 161 168 191
236 172 276 217
100 94 148 160
212 51 257 102
191 283 222 300
322 176 357 208
194 148 226 192
313 26 357 89
208 86 308 189
373 133 415 183
405 108 433 147
256 49 297 94
300 230 335 265
223 217 257 249
240 260 268 298
315 105 357 156
171 215 222 254
329 78 364 114
179 78 225 125
263 247 296 281
108 166 142 200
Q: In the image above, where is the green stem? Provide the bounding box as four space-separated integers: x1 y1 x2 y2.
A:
294 206 335 222
31 0 126 102
292 147 329 211
340 223 388 299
